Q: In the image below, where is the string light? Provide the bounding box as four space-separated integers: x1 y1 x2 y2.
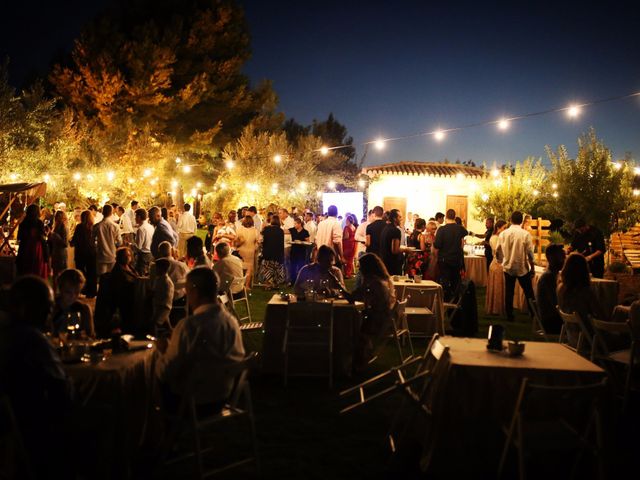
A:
532 189 540 196
73 172 81 181
566 104 581 118
298 181 307 192
358 179 366 188
552 192 559 198
196 182 202 188
634 167 640 175
612 162 622 170
43 174 50 182
106 171 115 182
552 183 558 190
328 180 336 189
220 182 227 189
143 168 152 177
273 154 282 163
175 157 182 164
183 165 192 174
374 139 386 151
225 160 234 170
497 119 510 130
171 179 178 188
320 146 329 156
634 189 640 196
433 130 446 141
491 168 500 177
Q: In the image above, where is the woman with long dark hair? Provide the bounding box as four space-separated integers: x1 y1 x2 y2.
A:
70 210 97 297
406 217 427 279
48 210 69 285
258 215 285 289
342 214 358 278
16 204 49 279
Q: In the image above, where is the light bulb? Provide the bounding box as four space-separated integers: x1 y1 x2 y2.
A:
273 154 282 163
433 130 445 141
183 165 192 174
567 105 581 118
374 139 385 151
497 119 510 130
328 180 336 189
320 146 329 156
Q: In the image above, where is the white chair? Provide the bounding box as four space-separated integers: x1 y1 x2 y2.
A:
163 353 260 478
528 298 558 342
229 276 252 324
283 300 334 388
558 307 594 357
402 285 436 337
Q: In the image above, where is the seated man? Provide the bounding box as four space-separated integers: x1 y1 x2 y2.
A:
155 268 245 410
212 242 244 295
0 276 74 478
51 268 95 338
535 243 566 334
294 245 345 298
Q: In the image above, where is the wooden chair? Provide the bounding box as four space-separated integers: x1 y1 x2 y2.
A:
590 317 637 410
557 307 594 358
0 395 33 480
403 285 437 337
283 300 334 388
229 276 252 323
498 378 607 480
528 298 557 342
163 353 260 479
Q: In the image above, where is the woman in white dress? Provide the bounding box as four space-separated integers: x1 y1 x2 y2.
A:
485 220 507 315
235 215 258 289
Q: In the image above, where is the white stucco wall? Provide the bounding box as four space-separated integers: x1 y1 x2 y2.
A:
366 173 486 234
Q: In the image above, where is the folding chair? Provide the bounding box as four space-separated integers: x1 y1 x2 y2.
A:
368 299 415 366
339 334 448 414
229 276 252 323
528 298 557 342
590 317 637 411
164 352 260 479
283 300 334 388
558 307 594 357
403 285 436 337
0 395 34 480
442 280 467 334
498 378 607 480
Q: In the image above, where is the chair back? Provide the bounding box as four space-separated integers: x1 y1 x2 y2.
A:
224 352 259 410
404 285 438 309
557 307 593 355
528 298 549 340
392 299 408 333
590 317 631 359
231 276 247 294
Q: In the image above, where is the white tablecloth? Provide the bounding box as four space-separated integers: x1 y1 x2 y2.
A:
464 255 487 287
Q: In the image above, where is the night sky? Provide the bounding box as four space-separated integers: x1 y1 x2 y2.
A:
2 1 639 167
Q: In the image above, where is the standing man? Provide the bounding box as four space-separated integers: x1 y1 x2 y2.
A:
379 209 404 275
470 217 495 271
496 211 536 322
365 206 386 255
125 200 138 228
304 210 318 262
132 208 155 275
315 205 344 265
177 203 197 258
117 205 135 245
433 209 468 300
149 206 179 259
248 206 262 232
434 212 445 229
91 204 121 276
569 218 605 278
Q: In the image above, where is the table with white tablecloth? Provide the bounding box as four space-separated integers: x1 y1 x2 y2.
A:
463 255 487 287
514 266 619 316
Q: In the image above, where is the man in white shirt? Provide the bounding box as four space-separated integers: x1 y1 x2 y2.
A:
304 211 317 244
496 210 536 322
125 200 138 229
315 205 344 264
247 206 262 232
155 267 245 407
212 243 244 295
176 203 197 257
116 205 134 245
279 208 295 281
133 208 155 275
156 241 189 302
91 204 121 276
355 210 371 256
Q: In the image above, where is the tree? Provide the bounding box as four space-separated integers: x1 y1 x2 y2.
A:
202 123 358 213
473 157 547 222
546 129 640 236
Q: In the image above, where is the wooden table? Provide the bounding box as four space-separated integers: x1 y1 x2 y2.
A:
464 255 487 287
261 294 363 377
423 337 606 475
392 279 445 334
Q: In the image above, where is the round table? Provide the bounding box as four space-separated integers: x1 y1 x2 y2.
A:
464 255 487 287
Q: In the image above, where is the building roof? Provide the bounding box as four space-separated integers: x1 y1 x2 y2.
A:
362 161 485 178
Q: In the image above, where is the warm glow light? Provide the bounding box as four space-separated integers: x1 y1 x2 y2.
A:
150 178 158 185
150 192 157 198
73 172 81 181
491 168 500 177
298 181 307 192
225 160 234 170
87 174 94 182
317 191 323 198
374 139 386 151
481 193 489 202
433 130 445 141
634 189 640 196
273 154 282 163
9 173 18 181
552 183 558 190
171 179 178 188
196 182 202 188
183 165 192 174
456 172 464 180
358 179 366 188
612 162 622 170
143 168 152 177
107 171 115 182
175 157 182 164
552 192 559 198
634 167 640 175
169 191 176 197
190 188 197 197
567 105 581 118
497 119 510 130
43 174 51 182
532 189 540 196
328 180 336 189
320 146 329 156
127 178 134 184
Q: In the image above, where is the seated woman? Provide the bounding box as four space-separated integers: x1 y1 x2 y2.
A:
51 269 95 338
557 252 607 346
293 245 345 298
341 253 396 370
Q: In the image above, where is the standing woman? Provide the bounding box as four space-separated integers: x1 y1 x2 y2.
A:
342 214 358 278
485 220 507 315
70 210 97 297
423 220 438 280
236 215 259 289
48 210 70 286
288 217 310 284
16 204 49 279
406 218 427 279
258 215 285 290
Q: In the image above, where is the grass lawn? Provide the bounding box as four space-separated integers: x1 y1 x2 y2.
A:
220 277 538 479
